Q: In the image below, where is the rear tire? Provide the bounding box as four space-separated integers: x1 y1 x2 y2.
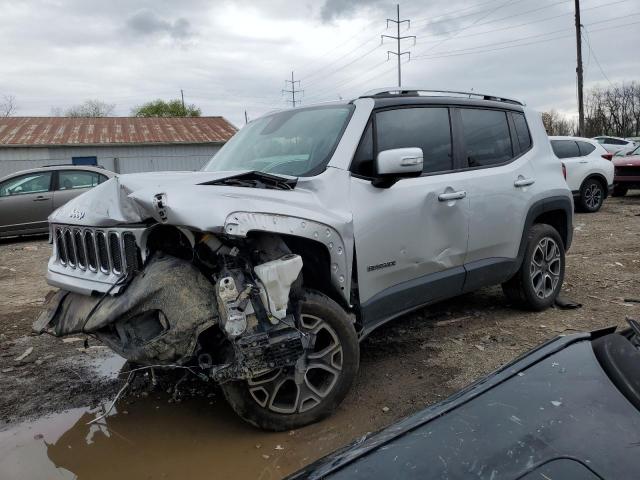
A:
612 186 628 197
221 289 359 431
578 178 604 212
502 224 565 311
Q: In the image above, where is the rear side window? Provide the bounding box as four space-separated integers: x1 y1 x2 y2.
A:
577 141 596 156
512 113 532 152
58 170 103 190
375 107 453 174
551 140 580 159
460 109 513 167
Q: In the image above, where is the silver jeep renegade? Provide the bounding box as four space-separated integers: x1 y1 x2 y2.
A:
34 88 573 431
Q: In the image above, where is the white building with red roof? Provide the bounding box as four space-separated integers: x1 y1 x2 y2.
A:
0 116 237 177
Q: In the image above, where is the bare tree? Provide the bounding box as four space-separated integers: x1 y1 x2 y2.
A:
541 110 577 136
584 82 639 137
64 99 116 117
1 95 16 117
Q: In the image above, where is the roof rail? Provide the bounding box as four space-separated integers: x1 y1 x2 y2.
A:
360 87 525 106
41 164 105 169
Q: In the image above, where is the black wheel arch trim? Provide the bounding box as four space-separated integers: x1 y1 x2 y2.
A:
511 195 573 278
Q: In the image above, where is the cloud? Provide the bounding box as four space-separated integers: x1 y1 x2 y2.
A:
125 9 193 40
319 0 388 22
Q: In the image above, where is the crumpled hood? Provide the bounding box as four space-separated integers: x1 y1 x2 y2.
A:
49 169 346 231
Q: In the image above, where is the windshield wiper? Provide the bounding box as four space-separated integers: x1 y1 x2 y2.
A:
199 171 297 190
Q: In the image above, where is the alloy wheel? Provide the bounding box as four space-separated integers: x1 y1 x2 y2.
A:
529 237 562 299
247 314 343 414
584 183 602 210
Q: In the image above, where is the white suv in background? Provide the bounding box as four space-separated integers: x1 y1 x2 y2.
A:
551 136 614 213
593 136 638 155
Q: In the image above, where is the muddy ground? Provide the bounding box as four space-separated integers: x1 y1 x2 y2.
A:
0 193 639 479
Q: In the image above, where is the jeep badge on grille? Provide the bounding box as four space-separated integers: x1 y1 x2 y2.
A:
68 208 85 220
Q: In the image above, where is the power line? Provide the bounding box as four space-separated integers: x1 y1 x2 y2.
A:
303 42 382 89
412 0 517 58
295 19 381 77
414 0 629 44
582 25 612 85
408 18 640 61
382 4 415 87
282 71 303 107
299 32 384 83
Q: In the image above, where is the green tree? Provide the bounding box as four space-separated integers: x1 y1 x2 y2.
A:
132 99 201 117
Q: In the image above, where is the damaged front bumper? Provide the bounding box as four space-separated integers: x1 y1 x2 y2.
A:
34 254 217 365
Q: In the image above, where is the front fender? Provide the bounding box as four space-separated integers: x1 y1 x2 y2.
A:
224 212 352 304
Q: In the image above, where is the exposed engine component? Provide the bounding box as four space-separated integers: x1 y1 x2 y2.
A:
254 254 303 321
216 275 251 339
210 325 305 382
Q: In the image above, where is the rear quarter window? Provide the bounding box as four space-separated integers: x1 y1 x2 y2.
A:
577 141 596 156
512 113 532 152
551 140 580 159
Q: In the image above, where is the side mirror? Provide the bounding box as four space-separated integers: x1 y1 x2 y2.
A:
373 147 423 188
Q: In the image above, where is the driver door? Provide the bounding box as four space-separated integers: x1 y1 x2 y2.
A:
349 106 470 331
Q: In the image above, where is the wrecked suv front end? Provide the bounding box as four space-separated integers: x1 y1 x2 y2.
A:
34 103 362 431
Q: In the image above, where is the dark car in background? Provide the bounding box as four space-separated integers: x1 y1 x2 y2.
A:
0 165 114 238
612 144 640 196
290 322 640 480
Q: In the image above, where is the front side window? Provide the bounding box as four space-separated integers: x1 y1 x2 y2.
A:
375 107 453 174
203 105 353 177
58 170 103 190
0 172 52 197
460 109 513 167
551 140 580 159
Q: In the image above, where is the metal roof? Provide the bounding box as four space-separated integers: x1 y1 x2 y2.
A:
0 117 237 147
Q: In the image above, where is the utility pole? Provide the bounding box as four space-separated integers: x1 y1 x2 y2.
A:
282 71 303 107
180 89 185 111
575 0 585 136
382 4 415 88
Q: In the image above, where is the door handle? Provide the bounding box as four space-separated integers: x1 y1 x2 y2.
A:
33 196 49 202
438 191 467 201
514 178 535 188
578 160 588 164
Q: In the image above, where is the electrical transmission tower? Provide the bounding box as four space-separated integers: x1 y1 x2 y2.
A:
382 4 415 88
282 71 303 107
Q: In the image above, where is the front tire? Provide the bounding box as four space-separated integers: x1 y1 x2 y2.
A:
579 178 604 212
502 224 565 311
221 289 359 431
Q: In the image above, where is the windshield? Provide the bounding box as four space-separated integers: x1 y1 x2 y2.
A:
203 105 353 177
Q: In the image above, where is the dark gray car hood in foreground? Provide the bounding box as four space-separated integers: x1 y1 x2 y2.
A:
290 328 640 480
48 169 351 232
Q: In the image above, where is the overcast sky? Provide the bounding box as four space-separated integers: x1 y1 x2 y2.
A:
0 0 637 126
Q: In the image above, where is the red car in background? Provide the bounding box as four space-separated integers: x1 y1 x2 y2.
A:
612 145 640 196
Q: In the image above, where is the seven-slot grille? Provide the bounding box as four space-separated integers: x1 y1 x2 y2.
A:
54 226 140 275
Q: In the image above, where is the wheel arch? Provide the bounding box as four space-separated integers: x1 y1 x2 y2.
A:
581 173 609 198
512 196 573 276
223 212 353 306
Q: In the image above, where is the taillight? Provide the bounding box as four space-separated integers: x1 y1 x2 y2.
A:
602 153 613 160
561 162 567 179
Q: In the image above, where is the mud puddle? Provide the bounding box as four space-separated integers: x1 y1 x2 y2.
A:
0 380 352 480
